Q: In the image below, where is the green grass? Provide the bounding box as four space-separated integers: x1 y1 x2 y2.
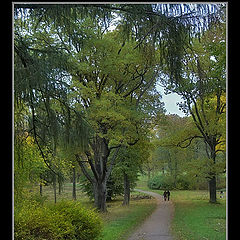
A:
171 191 226 240
136 175 226 240
172 200 226 240
98 192 157 240
29 183 92 207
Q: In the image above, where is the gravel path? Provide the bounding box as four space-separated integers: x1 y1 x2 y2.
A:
127 189 174 240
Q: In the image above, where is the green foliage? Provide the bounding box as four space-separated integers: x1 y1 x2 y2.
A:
106 175 125 201
14 2 226 211
14 6 165 212
79 173 95 200
148 174 174 190
79 172 124 201
14 200 103 240
147 174 191 190
68 28 163 147
175 175 192 190
15 201 75 240
14 101 48 204
50 201 102 240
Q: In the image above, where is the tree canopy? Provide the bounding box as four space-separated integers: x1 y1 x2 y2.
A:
14 3 226 211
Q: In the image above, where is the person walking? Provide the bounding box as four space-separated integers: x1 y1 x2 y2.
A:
163 190 167 201
220 190 224 199
166 190 170 201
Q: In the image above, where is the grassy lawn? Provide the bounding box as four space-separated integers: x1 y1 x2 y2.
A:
39 183 92 206
170 191 226 240
172 200 226 240
136 175 226 240
166 191 226 240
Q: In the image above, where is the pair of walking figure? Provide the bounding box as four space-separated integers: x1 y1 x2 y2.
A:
163 190 170 201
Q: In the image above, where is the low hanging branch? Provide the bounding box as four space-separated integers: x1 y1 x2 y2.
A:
30 103 58 175
28 87 59 176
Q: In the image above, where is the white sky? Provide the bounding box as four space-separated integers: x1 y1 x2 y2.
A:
157 85 186 117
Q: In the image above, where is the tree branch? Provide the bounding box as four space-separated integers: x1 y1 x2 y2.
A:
75 154 94 184
85 150 99 181
123 69 147 98
136 72 157 106
176 135 203 148
106 145 122 180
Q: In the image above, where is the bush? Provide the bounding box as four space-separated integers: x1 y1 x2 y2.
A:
51 201 102 240
147 174 191 190
148 175 175 190
14 200 103 240
14 201 74 240
175 175 190 190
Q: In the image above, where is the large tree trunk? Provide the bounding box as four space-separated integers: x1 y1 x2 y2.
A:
123 172 130 206
76 136 121 212
93 180 107 212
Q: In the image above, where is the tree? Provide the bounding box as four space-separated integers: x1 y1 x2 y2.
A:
159 23 226 202
14 3 225 87
113 138 151 206
14 100 49 204
153 115 194 186
70 28 163 211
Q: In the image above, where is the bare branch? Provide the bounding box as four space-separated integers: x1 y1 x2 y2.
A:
176 135 203 148
75 154 94 184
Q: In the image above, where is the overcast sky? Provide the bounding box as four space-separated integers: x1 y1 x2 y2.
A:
157 85 186 117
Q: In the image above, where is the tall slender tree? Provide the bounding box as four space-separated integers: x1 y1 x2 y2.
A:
159 23 226 202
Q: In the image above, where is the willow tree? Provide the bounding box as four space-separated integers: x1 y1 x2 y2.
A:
14 10 91 188
14 3 225 77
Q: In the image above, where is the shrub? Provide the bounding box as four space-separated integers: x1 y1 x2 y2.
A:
14 200 103 240
147 175 175 190
147 174 191 190
175 175 190 190
51 200 103 240
14 201 75 240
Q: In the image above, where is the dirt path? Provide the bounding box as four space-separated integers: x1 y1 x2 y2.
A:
127 189 174 240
